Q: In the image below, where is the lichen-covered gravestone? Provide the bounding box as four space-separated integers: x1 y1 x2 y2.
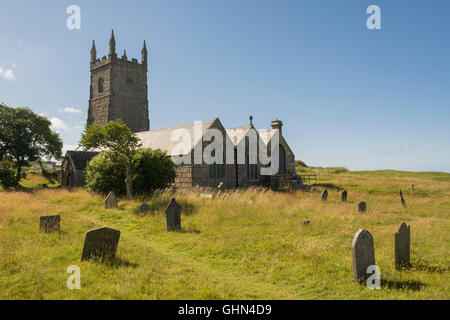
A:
165 197 181 232
81 227 121 261
321 189 328 201
105 191 117 209
341 190 348 202
357 201 367 212
40 215 60 233
352 229 376 283
395 222 410 270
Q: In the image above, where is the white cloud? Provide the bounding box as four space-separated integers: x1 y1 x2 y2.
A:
50 117 70 132
58 107 82 114
0 67 16 81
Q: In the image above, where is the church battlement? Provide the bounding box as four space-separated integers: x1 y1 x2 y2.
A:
87 30 149 133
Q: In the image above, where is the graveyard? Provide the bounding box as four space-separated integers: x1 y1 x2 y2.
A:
0 166 448 299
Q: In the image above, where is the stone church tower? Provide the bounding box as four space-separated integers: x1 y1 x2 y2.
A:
87 30 149 132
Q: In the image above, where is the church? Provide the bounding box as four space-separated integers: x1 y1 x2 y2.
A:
60 31 296 189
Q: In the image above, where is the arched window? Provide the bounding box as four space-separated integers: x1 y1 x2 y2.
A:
127 79 134 93
98 78 104 94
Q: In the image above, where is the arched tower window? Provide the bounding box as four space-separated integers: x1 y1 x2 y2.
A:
127 79 134 93
98 78 104 94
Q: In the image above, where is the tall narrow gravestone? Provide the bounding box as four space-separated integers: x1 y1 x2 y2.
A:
105 191 117 209
395 222 410 270
321 189 328 201
40 215 60 233
81 227 121 261
341 190 348 202
399 190 406 208
352 229 375 283
165 197 181 232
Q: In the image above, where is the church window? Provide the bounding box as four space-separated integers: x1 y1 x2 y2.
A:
209 162 225 178
127 79 134 93
98 78 104 93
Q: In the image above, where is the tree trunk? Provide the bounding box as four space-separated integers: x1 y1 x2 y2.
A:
125 165 133 198
15 164 22 186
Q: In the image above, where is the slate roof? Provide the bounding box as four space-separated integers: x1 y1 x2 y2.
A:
65 151 99 170
136 119 217 156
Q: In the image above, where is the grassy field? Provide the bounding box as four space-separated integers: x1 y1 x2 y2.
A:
0 167 448 299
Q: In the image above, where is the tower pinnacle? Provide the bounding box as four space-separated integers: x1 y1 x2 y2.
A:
141 40 148 65
90 40 96 64
109 29 116 58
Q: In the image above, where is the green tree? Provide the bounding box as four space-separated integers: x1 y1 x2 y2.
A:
0 104 62 185
80 119 141 198
85 149 176 196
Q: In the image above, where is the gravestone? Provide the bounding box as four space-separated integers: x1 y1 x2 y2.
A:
165 197 181 232
357 201 367 212
217 182 224 197
341 190 348 202
81 227 121 261
352 229 376 283
40 215 60 233
105 191 117 209
321 189 328 201
139 203 150 215
399 190 406 208
301 220 310 226
411 184 415 192
395 222 410 270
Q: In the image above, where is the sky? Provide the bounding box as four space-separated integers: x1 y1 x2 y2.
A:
0 0 449 172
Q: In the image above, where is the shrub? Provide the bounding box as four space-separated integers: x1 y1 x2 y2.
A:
0 157 18 189
85 149 176 196
295 160 308 167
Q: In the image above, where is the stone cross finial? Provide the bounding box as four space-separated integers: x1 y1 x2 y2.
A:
249 115 254 128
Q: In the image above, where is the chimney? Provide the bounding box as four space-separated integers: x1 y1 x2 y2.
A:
270 119 283 135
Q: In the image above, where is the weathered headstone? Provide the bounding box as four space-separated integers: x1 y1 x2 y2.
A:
399 190 406 208
411 184 415 192
217 182 224 197
321 189 328 201
40 215 60 233
357 201 367 212
352 229 376 283
81 227 121 261
105 191 117 209
139 203 150 215
341 190 348 202
301 220 310 226
395 222 410 270
165 197 181 232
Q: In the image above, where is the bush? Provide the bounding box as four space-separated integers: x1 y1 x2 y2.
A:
295 160 308 167
0 158 18 189
85 149 176 196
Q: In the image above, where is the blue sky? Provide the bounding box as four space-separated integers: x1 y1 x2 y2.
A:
1 0 449 171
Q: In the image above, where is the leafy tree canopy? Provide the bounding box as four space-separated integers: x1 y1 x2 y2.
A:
80 119 142 197
0 104 63 184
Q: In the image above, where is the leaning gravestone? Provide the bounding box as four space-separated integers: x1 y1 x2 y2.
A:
165 197 181 232
105 191 117 209
40 215 60 233
321 189 328 201
341 190 348 202
395 222 410 270
357 201 367 212
81 227 121 261
352 229 376 283
139 203 150 215
399 190 407 208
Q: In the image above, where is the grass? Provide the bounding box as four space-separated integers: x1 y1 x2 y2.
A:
0 167 448 299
